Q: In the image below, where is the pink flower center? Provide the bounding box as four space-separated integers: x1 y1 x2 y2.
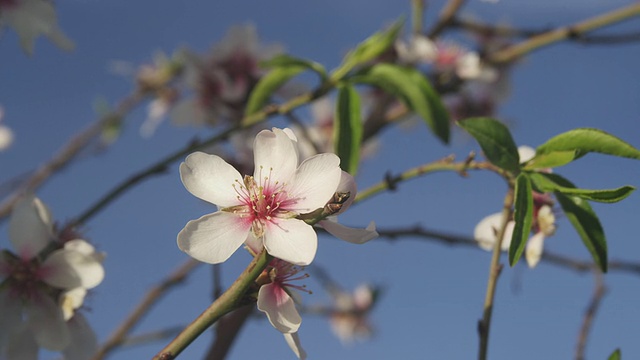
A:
231 167 299 237
4 258 46 301
270 259 311 295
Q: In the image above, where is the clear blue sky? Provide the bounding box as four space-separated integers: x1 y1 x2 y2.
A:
1 1 640 359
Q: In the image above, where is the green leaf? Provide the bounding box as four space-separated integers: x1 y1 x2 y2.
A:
260 54 328 81
332 18 404 80
244 66 306 117
536 128 640 162
528 173 636 203
523 150 577 170
608 349 621 360
458 118 520 172
509 173 534 266
556 192 608 272
334 84 363 175
351 63 449 143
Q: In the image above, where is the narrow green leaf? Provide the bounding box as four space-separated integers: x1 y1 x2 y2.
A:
556 192 608 272
509 173 534 266
260 54 328 81
522 150 577 170
608 348 621 360
536 128 640 161
334 84 363 175
529 172 636 203
332 18 404 80
351 63 449 143
458 118 520 172
244 66 306 117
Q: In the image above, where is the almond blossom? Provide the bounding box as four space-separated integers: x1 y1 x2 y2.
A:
329 284 377 344
0 0 74 55
0 106 14 151
178 127 342 266
0 195 104 359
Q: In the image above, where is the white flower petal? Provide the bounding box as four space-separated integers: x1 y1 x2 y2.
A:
9 195 53 259
41 249 105 290
59 287 87 321
0 125 14 151
180 152 244 208
526 233 546 268
263 219 317 266
5 324 38 360
518 146 536 164
320 219 378 244
474 213 513 251
62 313 98 360
253 128 298 185
177 212 250 264
26 294 70 351
288 153 341 213
257 283 301 333
284 332 307 360
0 290 23 349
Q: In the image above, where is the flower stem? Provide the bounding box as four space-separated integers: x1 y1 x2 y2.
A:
152 250 272 360
477 188 514 360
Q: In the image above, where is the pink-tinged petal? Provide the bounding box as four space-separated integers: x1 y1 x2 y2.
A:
320 219 378 244
62 313 98 360
0 291 23 349
263 219 317 266
253 128 298 185
283 332 307 360
9 195 53 259
243 232 263 255
26 294 70 351
180 152 244 208
5 324 38 360
288 154 341 213
41 249 105 290
474 213 513 251
334 171 357 215
177 212 250 264
257 283 301 333
526 233 546 268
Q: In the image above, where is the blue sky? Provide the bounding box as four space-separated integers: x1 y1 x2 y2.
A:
1 1 640 359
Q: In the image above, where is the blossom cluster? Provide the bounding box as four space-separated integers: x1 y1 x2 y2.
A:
178 127 378 357
0 195 105 359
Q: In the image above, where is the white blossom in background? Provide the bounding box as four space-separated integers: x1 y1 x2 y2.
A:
170 24 283 127
474 146 556 268
177 127 342 266
0 106 14 151
329 284 377 344
0 0 74 55
0 195 105 359
395 34 437 65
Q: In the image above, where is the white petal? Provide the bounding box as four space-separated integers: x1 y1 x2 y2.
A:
0 125 14 151
473 213 513 251
257 283 301 333
284 332 307 360
177 212 250 264
526 233 546 268
0 290 23 349
26 294 70 351
253 128 299 185
9 195 53 259
334 171 357 215
59 288 87 321
263 219 317 266
288 154 342 213
320 219 378 244
5 324 38 360
180 152 244 208
62 313 98 360
518 146 536 164
41 249 105 290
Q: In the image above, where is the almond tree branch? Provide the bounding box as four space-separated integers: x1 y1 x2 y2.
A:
428 0 468 38
575 272 607 360
488 3 640 64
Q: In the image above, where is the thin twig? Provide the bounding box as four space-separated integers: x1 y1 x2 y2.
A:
92 259 200 360
0 91 147 221
428 0 468 38
488 3 640 63
575 272 607 360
